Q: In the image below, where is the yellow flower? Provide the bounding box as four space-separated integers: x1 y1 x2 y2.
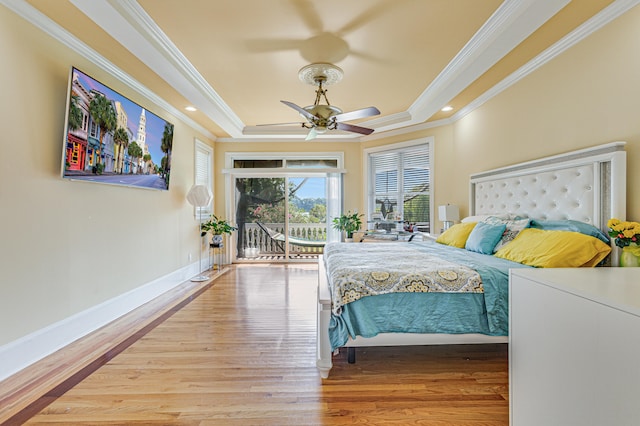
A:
612 223 624 232
608 218 621 228
609 218 640 247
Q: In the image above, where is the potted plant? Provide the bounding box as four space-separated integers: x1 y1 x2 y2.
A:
332 211 364 242
607 218 640 267
201 214 237 246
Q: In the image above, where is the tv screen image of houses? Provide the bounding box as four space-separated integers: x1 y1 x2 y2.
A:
61 67 174 190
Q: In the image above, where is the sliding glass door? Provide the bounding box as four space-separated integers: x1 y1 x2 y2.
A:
233 175 329 262
287 177 327 257
225 153 343 263
235 177 286 259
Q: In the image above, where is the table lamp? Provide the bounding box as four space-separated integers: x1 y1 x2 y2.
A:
438 204 459 231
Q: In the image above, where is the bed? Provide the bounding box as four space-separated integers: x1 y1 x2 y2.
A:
317 142 626 378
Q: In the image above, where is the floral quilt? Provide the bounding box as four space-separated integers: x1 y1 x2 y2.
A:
324 242 483 314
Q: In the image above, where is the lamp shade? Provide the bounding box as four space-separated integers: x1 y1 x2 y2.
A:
438 204 460 222
186 184 212 207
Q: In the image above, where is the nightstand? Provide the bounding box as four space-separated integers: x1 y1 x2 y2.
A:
509 268 640 426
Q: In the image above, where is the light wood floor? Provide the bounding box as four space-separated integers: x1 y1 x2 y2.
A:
9 264 509 425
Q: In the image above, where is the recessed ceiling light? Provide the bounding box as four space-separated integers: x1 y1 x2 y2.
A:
441 105 453 112
185 106 197 112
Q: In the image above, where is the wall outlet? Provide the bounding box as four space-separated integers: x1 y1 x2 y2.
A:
188 253 192 262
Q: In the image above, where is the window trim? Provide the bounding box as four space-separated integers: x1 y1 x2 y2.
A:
194 138 214 218
363 137 434 230
224 152 345 261
222 151 346 175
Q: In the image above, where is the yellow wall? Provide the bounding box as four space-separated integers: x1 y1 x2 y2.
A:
447 4 640 218
361 5 640 221
3 2 640 351
0 7 214 345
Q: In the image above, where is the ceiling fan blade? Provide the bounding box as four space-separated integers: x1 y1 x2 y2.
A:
305 127 318 141
333 106 381 122
281 100 316 121
255 121 303 126
291 0 324 34
336 122 375 135
244 38 303 53
336 2 396 37
350 50 388 65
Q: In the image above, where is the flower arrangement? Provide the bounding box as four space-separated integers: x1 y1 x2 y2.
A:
607 218 640 248
200 214 237 237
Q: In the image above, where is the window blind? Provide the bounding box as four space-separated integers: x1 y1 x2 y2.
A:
369 143 430 228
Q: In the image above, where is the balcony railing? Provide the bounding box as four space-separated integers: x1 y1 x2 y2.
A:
239 222 326 258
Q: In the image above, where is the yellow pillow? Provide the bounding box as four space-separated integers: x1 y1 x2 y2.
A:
494 228 611 267
435 222 477 248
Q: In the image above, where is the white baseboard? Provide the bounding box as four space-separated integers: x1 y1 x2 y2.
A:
0 262 200 382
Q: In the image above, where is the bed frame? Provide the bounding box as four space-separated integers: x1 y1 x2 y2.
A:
317 142 626 378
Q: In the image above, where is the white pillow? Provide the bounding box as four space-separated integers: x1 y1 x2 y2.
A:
461 213 527 223
461 214 506 223
482 216 531 252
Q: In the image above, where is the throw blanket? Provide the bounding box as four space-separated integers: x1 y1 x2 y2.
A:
324 242 483 315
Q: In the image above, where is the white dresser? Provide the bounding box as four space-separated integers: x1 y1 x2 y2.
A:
509 268 640 426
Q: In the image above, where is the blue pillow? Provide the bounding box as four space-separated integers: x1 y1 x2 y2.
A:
529 219 610 244
465 222 507 254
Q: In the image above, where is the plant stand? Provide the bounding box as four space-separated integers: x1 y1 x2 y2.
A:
210 240 223 270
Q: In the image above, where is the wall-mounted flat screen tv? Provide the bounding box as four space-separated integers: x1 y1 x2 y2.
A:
61 67 174 190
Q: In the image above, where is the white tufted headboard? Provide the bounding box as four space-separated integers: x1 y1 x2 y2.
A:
470 142 626 233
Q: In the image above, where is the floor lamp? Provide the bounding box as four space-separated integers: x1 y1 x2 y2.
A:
186 184 213 282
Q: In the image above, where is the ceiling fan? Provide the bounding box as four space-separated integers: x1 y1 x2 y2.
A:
260 63 380 140
245 1 394 64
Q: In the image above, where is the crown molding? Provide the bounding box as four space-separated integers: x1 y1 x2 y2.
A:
55 0 575 139
452 0 640 123
6 0 637 143
407 0 570 125
0 0 216 141
70 0 243 137
370 0 640 140
363 118 454 142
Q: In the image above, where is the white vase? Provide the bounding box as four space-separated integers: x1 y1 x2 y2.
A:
211 234 223 247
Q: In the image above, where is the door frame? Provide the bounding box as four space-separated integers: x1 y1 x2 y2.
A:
223 152 345 263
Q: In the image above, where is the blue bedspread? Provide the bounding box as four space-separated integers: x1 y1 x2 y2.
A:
326 240 531 350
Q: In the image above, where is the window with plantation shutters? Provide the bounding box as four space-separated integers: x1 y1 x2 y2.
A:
194 139 213 217
367 141 431 232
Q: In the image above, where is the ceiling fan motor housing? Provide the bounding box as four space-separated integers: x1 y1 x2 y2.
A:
304 104 342 119
302 105 342 131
